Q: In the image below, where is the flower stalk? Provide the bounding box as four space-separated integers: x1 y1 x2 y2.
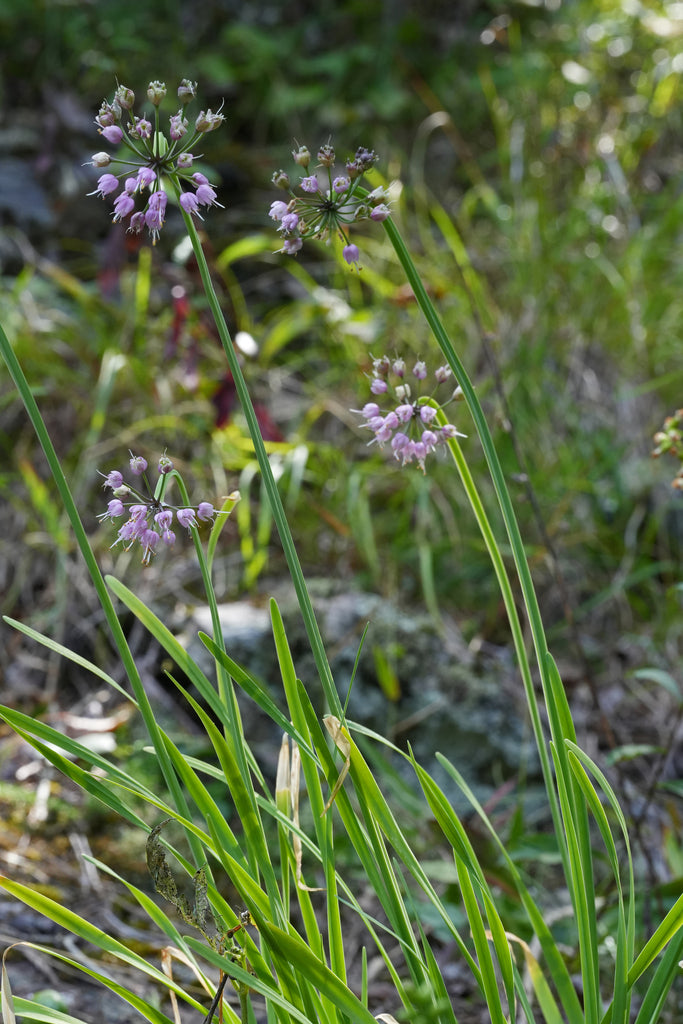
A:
173 192 342 718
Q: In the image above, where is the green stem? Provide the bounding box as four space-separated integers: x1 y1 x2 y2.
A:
166 470 231 708
383 219 568 844
0 322 205 869
176 200 341 718
167 470 259 812
440 416 548 800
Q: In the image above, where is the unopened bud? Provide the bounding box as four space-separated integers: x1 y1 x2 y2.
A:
370 203 390 222
272 169 290 189
372 355 391 377
115 85 135 110
177 79 197 105
169 111 188 140
275 735 290 814
147 80 167 106
95 101 119 128
292 145 310 168
91 152 111 167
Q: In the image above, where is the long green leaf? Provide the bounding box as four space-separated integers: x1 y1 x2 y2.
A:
455 852 508 1024
627 893 683 986
0 878 196 1004
5 944 180 1024
184 933 312 1024
434 751 584 1024
2 616 126 696
257 920 379 1024
161 679 285 924
0 323 197 858
631 926 683 1024
551 741 600 1024
567 743 635 1024
199 630 317 762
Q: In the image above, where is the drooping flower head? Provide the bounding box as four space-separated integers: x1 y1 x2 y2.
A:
269 142 391 267
88 80 224 242
353 357 466 472
98 451 217 564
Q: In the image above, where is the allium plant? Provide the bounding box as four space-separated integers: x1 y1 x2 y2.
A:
653 408 683 489
88 80 223 240
1 80 682 1024
99 452 215 564
356 355 465 470
269 143 390 264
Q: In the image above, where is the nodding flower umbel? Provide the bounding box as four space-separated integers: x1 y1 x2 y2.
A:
88 80 223 242
269 143 391 267
99 452 215 564
353 356 466 472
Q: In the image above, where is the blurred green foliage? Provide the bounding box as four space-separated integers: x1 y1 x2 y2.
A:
0 0 681 671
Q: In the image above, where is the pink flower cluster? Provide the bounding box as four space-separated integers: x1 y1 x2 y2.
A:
355 356 465 472
88 81 223 241
99 453 215 564
269 143 390 266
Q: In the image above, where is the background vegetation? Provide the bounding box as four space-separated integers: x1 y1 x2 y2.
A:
0 0 682 1016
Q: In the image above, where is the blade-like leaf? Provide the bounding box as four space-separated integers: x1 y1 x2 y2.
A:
257 920 379 1024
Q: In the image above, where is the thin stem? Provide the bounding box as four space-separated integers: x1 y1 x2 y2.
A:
175 198 341 718
167 470 231 708
440 415 549 807
169 470 260 810
382 219 568 843
0 322 205 869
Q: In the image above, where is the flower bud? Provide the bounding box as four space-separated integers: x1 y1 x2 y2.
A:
272 169 290 189
103 470 124 489
91 152 111 167
100 125 123 145
177 79 197 105
292 145 310 167
317 144 335 167
129 116 152 140
343 243 360 266
147 80 167 105
195 108 225 133
354 147 378 171
370 203 390 222
176 151 193 169
169 111 188 140
158 454 173 474
115 85 135 110
95 101 119 128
